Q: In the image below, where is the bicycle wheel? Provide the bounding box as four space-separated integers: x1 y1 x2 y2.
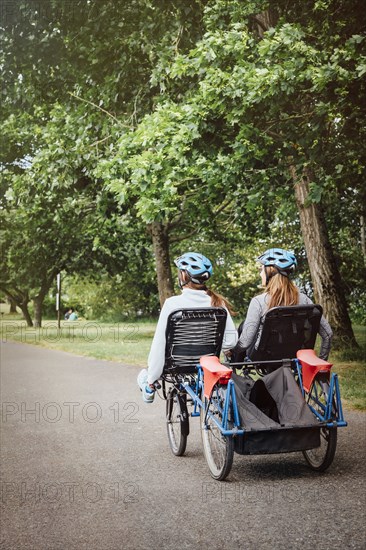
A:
166 388 188 456
302 378 337 471
201 385 234 481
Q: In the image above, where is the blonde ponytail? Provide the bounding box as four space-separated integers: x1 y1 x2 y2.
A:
265 267 299 309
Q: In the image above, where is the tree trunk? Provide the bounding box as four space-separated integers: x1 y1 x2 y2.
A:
252 9 278 37
0 287 33 326
8 297 17 313
33 297 43 328
33 277 53 328
20 301 33 327
149 222 174 307
361 215 366 267
291 165 358 349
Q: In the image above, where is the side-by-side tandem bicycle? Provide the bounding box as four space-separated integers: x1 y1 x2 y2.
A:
158 306 347 481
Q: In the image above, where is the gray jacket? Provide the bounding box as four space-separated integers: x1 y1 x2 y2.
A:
236 292 333 360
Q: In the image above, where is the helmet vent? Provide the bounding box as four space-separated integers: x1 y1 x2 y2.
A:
174 252 213 280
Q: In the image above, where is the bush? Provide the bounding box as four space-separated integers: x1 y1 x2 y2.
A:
41 296 58 319
349 293 366 325
59 274 160 321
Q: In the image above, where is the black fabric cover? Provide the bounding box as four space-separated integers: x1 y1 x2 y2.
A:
233 427 321 455
232 368 320 455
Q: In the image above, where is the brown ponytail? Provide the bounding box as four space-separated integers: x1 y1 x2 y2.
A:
205 288 236 316
188 284 234 316
179 271 236 315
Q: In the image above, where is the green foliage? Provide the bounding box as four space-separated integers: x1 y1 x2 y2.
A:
1 0 365 330
62 272 159 321
104 0 365 327
0 0 207 321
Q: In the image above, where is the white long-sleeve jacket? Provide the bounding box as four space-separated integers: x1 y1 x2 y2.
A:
147 288 238 384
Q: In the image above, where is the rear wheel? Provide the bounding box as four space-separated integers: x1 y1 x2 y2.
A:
302 379 337 471
201 385 234 480
166 388 188 456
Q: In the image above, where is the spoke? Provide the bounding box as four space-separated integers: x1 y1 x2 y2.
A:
303 380 337 471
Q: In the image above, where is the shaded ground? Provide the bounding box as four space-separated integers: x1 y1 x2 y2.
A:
1 342 365 549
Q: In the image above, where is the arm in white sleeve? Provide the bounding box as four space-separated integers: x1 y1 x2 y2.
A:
222 309 238 350
147 301 172 384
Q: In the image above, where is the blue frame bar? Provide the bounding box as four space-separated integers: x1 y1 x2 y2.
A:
182 361 347 438
184 366 245 436
305 372 347 428
294 359 304 396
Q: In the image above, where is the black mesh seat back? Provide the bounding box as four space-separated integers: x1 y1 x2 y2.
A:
248 305 323 361
163 308 227 375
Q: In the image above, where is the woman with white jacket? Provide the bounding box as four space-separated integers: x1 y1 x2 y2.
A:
138 252 237 402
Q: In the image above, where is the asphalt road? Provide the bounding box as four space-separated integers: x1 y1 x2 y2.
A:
1 342 365 550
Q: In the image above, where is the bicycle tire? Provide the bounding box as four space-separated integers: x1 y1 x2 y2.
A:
166 388 188 456
201 385 234 481
302 379 337 471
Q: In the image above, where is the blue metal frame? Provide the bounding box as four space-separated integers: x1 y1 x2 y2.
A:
180 360 346 437
184 366 244 436
304 371 347 427
294 358 347 427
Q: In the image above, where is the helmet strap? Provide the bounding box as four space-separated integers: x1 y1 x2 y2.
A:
265 266 271 286
178 271 190 290
178 270 208 290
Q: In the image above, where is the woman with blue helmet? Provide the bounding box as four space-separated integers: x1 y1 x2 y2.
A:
137 252 237 402
231 248 333 362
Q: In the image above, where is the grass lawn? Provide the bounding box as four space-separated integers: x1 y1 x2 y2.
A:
0 316 155 366
1 313 365 410
331 325 366 411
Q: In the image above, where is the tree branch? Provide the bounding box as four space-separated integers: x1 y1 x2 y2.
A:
170 228 199 243
128 88 145 127
90 135 113 147
0 285 28 304
250 15 269 34
68 92 133 128
174 25 184 53
213 199 233 215
0 285 16 302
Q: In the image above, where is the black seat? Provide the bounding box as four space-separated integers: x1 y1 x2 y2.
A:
163 308 227 376
247 304 323 362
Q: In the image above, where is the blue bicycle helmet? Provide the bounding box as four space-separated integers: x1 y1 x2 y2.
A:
174 252 213 284
257 248 297 276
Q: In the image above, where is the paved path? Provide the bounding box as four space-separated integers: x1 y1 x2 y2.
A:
1 342 365 550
